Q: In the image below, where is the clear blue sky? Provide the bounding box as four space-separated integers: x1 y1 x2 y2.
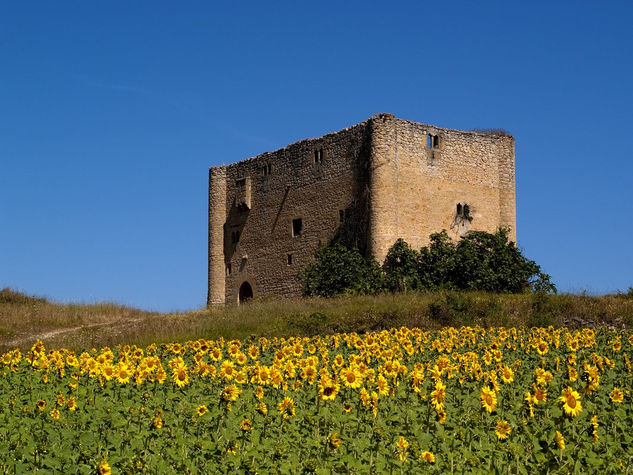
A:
1 2 632 311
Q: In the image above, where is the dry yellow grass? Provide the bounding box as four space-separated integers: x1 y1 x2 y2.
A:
1 288 632 352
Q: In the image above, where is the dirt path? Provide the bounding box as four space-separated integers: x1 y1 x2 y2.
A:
2 317 145 349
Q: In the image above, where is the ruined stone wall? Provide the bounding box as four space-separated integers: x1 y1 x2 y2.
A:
368 115 516 264
209 114 516 304
209 121 372 304
207 166 226 305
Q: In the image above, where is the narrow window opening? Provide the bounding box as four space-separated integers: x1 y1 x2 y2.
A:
427 134 432 149
314 148 323 164
287 254 293 265
456 203 463 216
292 218 303 237
226 264 232 276
263 163 272 176
433 135 440 148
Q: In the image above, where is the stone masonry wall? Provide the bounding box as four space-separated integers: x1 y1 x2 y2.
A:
368 115 516 264
209 114 516 304
210 121 372 304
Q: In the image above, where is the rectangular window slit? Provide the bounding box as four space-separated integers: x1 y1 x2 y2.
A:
292 218 303 237
287 254 293 265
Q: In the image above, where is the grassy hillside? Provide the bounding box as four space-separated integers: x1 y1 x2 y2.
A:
1 287 632 352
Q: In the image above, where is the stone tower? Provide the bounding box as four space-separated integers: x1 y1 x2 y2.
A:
208 114 515 305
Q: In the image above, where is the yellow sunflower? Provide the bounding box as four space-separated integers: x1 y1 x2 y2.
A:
500 365 514 384
340 367 362 389
240 419 252 431
559 387 582 417
318 377 340 401
421 451 435 463
222 384 242 401
533 386 547 404
555 431 565 450
330 432 342 449
495 420 511 440
98 460 112 475
591 415 599 442
610 387 624 403
172 366 189 388
116 364 132 385
480 386 497 413
396 436 410 462
196 405 208 417
278 396 295 419
430 380 446 411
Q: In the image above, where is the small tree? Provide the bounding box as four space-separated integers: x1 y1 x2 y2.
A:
418 231 458 290
382 238 423 292
301 242 383 297
451 229 555 293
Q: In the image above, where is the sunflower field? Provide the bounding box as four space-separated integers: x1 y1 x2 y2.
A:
1 326 632 473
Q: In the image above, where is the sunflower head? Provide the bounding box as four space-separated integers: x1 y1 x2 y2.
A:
495 420 512 440
480 386 497 413
610 387 624 403
559 387 582 417
330 432 342 449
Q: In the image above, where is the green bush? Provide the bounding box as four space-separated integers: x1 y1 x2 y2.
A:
301 229 556 297
417 231 458 290
450 229 555 293
382 239 423 292
301 243 383 297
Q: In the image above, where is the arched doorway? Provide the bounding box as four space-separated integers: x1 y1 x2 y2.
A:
238 281 253 304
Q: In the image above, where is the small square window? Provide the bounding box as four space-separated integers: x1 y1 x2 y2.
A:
292 218 303 237
287 254 293 265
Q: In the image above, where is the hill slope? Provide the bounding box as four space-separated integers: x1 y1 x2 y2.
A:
1 288 632 352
